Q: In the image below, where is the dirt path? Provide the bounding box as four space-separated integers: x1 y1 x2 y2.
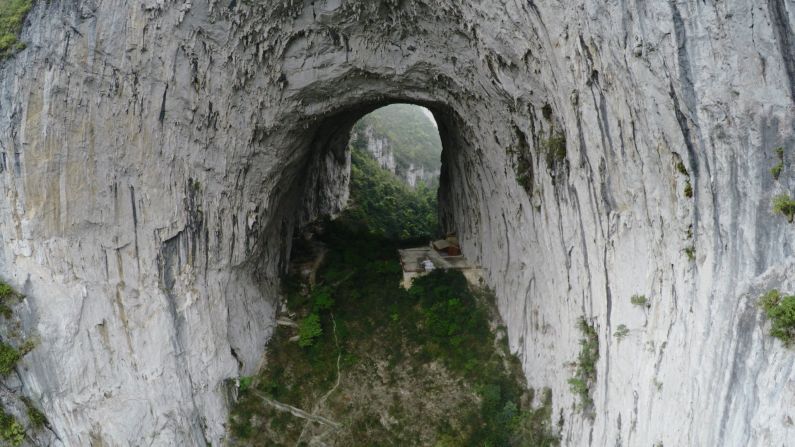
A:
295 314 343 446
252 391 341 429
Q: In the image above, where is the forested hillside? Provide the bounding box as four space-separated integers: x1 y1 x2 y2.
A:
341 145 438 240
350 104 442 185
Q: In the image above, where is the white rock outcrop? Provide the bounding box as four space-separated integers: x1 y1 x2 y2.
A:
0 0 793 445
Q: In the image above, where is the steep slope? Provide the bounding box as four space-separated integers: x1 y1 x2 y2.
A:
0 1 792 446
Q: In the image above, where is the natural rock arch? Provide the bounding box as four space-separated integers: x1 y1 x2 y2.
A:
0 1 792 446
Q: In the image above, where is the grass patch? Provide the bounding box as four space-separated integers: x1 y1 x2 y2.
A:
567 317 598 415
684 180 693 198
759 289 795 346
772 193 795 222
0 0 33 59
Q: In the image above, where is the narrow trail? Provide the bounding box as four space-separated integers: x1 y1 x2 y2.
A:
252 391 341 429
295 314 343 446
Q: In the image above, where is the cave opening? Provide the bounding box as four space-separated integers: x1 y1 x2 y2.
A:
226 101 559 445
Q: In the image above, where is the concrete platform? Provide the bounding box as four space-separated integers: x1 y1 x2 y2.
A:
398 246 483 289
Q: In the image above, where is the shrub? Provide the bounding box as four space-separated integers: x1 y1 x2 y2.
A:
238 376 253 393
630 294 648 307
684 180 693 198
0 0 33 58
675 161 688 176
515 156 533 193
0 408 24 446
771 163 783 180
543 133 567 168
21 397 46 429
772 194 795 222
541 104 553 121
297 313 322 348
568 317 598 414
614 324 629 339
684 246 696 261
18 338 37 355
0 343 19 375
759 289 795 346
0 282 13 318
311 287 334 311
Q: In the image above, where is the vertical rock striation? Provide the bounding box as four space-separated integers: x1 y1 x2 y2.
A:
0 0 793 445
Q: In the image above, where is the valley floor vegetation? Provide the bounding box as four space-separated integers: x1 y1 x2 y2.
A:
228 222 559 446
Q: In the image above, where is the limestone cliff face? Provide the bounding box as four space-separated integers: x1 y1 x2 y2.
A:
0 0 793 445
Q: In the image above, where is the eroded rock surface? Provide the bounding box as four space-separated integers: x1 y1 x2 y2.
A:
0 0 793 445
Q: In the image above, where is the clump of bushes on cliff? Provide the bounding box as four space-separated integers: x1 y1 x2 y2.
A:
543 132 567 169
771 147 785 180
0 408 24 447
0 0 33 58
0 342 20 375
568 317 598 416
0 280 19 318
772 194 795 222
759 289 795 346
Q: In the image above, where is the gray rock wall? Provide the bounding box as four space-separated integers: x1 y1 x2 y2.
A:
0 0 793 445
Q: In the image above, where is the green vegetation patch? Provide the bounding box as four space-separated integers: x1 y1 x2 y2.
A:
684 246 696 261
772 193 795 222
568 317 598 415
297 313 322 348
675 160 688 176
543 132 567 169
0 407 24 446
684 180 693 198
759 289 795 346
771 163 783 180
229 222 559 445
772 147 785 180
21 397 46 429
0 342 20 375
0 280 19 318
0 0 33 59
614 324 629 340
630 294 648 307
342 146 438 240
